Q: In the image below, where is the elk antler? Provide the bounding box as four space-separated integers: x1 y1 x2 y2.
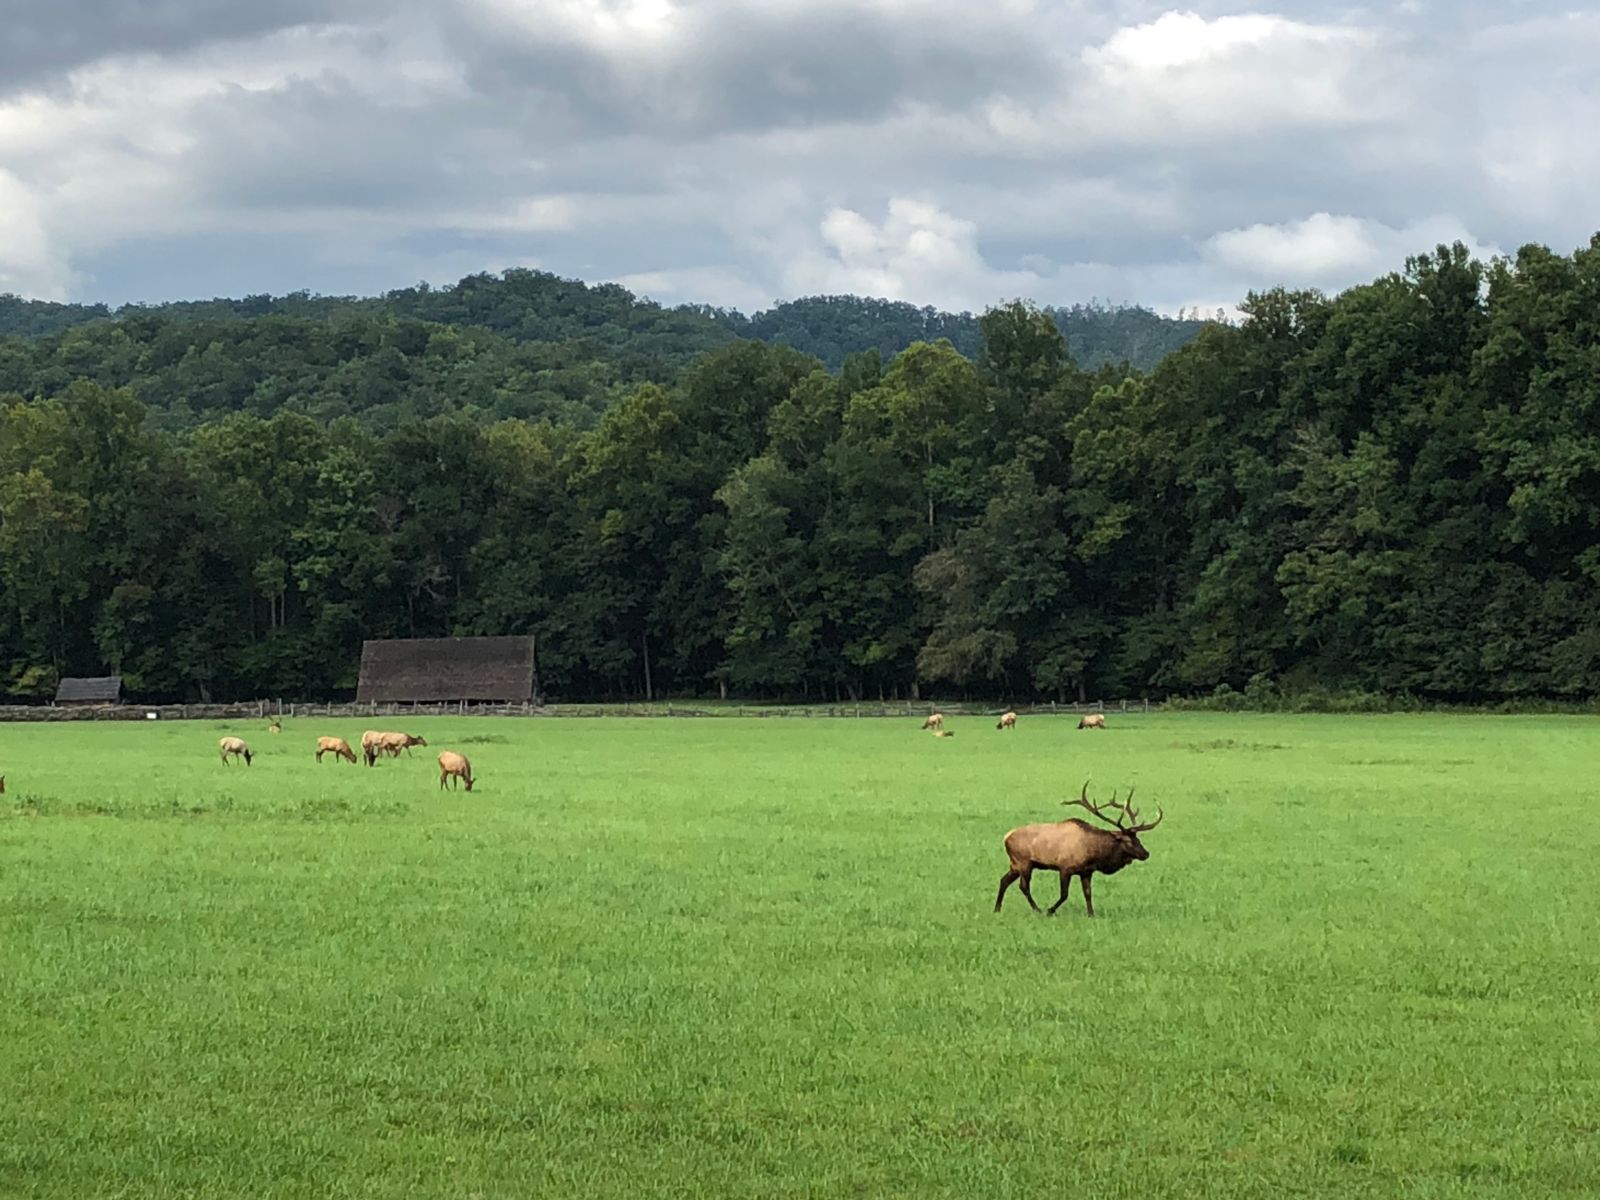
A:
1123 788 1164 833
1063 781 1129 828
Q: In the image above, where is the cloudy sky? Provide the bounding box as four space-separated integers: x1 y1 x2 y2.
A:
1 1 1596 316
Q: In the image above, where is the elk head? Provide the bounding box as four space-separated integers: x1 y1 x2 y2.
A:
1063 780 1163 867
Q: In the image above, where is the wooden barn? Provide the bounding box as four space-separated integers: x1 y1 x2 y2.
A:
355 637 537 704
55 676 123 706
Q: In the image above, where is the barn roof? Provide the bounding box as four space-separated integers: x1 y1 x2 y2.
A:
356 636 537 703
55 675 122 703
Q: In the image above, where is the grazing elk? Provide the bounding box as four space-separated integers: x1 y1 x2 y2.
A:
315 736 357 764
360 730 425 765
378 732 427 759
996 710 1017 731
994 781 1163 917
218 736 253 766
920 713 945 731
1077 713 1106 730
438 751 474 792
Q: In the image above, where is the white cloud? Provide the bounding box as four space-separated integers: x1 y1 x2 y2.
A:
781 199 1046 312
0 170 74 298
611 266 772 312
1205 212 1503 290
1068 10 1395 145
1206 213 1385 280
1087 10 1300 70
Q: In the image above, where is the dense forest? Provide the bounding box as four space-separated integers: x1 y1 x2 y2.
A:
1 238 1597 703
0 273 1210 435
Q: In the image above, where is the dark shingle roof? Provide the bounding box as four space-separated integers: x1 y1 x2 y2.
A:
356 637 536 702
55 676 122 703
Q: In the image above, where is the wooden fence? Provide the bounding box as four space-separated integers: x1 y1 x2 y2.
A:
0 698 1158 723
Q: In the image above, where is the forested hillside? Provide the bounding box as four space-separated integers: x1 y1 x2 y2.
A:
2 238 1598 704
731 295 1212 371
0 271 1210 435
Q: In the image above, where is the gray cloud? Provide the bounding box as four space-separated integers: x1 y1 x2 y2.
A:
0 0 1595 316
450 0 1062 139
0 0 364 95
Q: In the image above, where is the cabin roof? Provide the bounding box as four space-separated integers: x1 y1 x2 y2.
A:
55 675 123 703
355 636 536 703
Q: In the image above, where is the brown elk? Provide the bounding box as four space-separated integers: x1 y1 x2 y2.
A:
930 728 956 739
315 736 357 764
920 713 945 731
438 751 474 792
379 732 427 758
360 730 426 765
996 710 1017 731
218 736 253 766
994 781 1163 917
1077 713 1106 730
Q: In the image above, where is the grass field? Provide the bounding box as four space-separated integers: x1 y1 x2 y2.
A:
1 712 1596 1198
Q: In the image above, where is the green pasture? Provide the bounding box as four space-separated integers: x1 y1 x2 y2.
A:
1 713 1596 1198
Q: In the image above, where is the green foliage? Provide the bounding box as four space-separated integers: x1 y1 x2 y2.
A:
5 237 1600 701
0 272 1210 434
739 294 1212 372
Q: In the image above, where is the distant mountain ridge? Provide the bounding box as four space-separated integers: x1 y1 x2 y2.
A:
1 269 1213 373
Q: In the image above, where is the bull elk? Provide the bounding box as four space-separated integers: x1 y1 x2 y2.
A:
994 781 1163 917
1077 713 1106 730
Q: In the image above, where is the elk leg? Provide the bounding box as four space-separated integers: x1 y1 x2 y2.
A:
994 870 1019 911
1080 874 1094 918
1016 870 1042 913
1048 872 1073 915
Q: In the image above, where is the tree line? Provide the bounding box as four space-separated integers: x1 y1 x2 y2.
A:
0 269 1211 434
1 237 1597 703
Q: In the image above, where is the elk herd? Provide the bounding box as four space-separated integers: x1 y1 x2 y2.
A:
919 709 1106 736
132 705 1162 920
215 727 473 791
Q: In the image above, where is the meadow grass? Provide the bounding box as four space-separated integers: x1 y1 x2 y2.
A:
1 712 1596 1198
